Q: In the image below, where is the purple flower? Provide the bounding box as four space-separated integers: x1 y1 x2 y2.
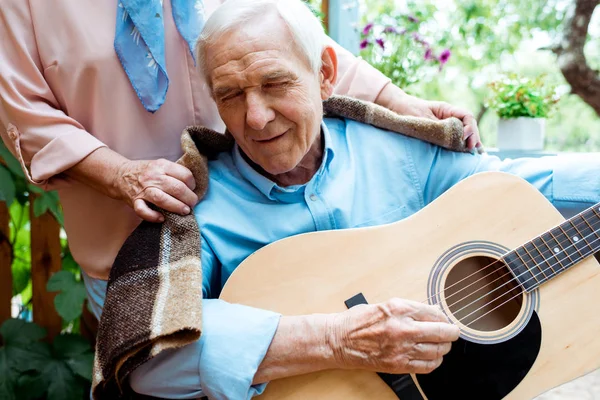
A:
362 23 374 35
424 47 434 61
383 26 397 34
375 38 385 49
359 39 371 50
412 32 428 46
407 15 420 23
439 49 452 64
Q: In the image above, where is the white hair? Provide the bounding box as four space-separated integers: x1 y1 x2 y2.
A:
195 0 327 82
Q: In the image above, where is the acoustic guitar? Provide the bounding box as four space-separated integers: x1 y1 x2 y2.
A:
219 171 600 400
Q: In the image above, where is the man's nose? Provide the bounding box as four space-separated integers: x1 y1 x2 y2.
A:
245 94 275 131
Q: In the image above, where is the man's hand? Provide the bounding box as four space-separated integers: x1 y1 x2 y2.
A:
329 298 460 374
376 84 482 151
114 159 198 223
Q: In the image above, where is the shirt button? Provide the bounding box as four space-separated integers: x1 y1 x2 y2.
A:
7 125 18 140
309 193 318 201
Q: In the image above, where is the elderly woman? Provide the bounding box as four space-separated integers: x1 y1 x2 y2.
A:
115 0 600 398
0 0 481 289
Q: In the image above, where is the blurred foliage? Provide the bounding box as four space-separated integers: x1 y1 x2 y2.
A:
0 140 91 400
0 319 93 400
355 0 600 151
486 74 561 119
358 13 452 89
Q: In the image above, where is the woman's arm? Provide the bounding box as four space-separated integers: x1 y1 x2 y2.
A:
329 37 481 150
0 0 105 188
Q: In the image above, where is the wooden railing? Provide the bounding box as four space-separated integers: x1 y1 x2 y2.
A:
0 196 63 340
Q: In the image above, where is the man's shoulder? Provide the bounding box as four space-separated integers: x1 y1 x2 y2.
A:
326 117 437 152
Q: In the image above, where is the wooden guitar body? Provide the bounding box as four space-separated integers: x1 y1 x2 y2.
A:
220 172 600 399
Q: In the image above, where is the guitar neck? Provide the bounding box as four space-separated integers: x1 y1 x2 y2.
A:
502 203 600 292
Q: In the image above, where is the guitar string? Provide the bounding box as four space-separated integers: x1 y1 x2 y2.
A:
439 220 600 314
460 236 600 328
441 215 600 311
422 211 600 308
424 211 600 306
448 232 600 327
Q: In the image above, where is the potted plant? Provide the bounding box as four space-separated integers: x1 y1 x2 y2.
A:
486 74 560 151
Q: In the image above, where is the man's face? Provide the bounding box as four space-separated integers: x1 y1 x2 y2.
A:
205 12 326 176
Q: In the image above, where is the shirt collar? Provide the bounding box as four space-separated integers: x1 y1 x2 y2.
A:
232 120 336 201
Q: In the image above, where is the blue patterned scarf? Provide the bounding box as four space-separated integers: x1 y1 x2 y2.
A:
115 0 205 112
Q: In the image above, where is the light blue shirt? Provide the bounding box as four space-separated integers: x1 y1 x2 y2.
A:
85 117 600 399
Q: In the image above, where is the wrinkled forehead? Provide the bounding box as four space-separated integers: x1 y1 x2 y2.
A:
204 11 309 85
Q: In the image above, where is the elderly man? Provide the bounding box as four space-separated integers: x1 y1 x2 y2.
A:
125 0 600 398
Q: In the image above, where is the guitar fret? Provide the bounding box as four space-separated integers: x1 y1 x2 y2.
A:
547 229 570 271
558 225 584 258
503 252 535 292
529 238 554 279
522 243 549 280
503 204 600 293
582 214 600 241
514 248 540 284
565 220 590 257
570 216 594 255
537 235 558 275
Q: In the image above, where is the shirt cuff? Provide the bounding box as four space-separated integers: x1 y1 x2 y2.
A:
199 299 281 400
6 123 106 186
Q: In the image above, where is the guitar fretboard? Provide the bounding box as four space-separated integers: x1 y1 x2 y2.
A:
503 205 600 292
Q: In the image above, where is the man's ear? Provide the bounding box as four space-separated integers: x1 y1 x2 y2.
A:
320 46 338 100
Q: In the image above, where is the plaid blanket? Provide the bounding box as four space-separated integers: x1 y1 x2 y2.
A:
91 95 479 399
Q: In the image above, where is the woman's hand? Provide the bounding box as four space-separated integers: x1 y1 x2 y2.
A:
376 84 482 151
329 298 460 374
114 158 198 222
65 147 198 223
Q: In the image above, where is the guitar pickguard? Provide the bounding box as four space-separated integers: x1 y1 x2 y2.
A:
416 311 542 400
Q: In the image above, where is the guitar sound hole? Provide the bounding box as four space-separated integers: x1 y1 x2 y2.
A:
444 256 523 331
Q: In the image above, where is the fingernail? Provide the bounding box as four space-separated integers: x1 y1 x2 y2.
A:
183 206 190 214
158 216 165 223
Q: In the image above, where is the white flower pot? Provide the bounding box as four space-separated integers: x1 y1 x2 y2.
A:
497 117 546 151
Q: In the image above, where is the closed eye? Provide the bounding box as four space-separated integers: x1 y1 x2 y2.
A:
221 90 243 102
263 82 288 90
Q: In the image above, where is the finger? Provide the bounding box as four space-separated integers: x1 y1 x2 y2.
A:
408 303 449 323
405 357 444 374
142 187 192 215
163 161 196 191
133 198 165 223
413 321 460 343
410 342 452 360
463 114 480 138
466 134 478 151
160 176 198 208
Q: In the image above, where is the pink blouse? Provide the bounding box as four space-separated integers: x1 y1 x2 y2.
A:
0 0 391 279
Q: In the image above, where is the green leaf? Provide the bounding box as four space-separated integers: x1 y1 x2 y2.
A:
33 191 64 226
32 195 50 218
0 349 19 400
47 271 87 322
0 141 24 179
0 319 46 346
15 371 47 400
62 251 80 274
0 165 16 206
0 320 52 400
53 334 93 381
40 358 86 400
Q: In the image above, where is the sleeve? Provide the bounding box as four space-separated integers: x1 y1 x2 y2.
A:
328 37 392 102
407 138 600 213
0 1 106 188
129 236 281 400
